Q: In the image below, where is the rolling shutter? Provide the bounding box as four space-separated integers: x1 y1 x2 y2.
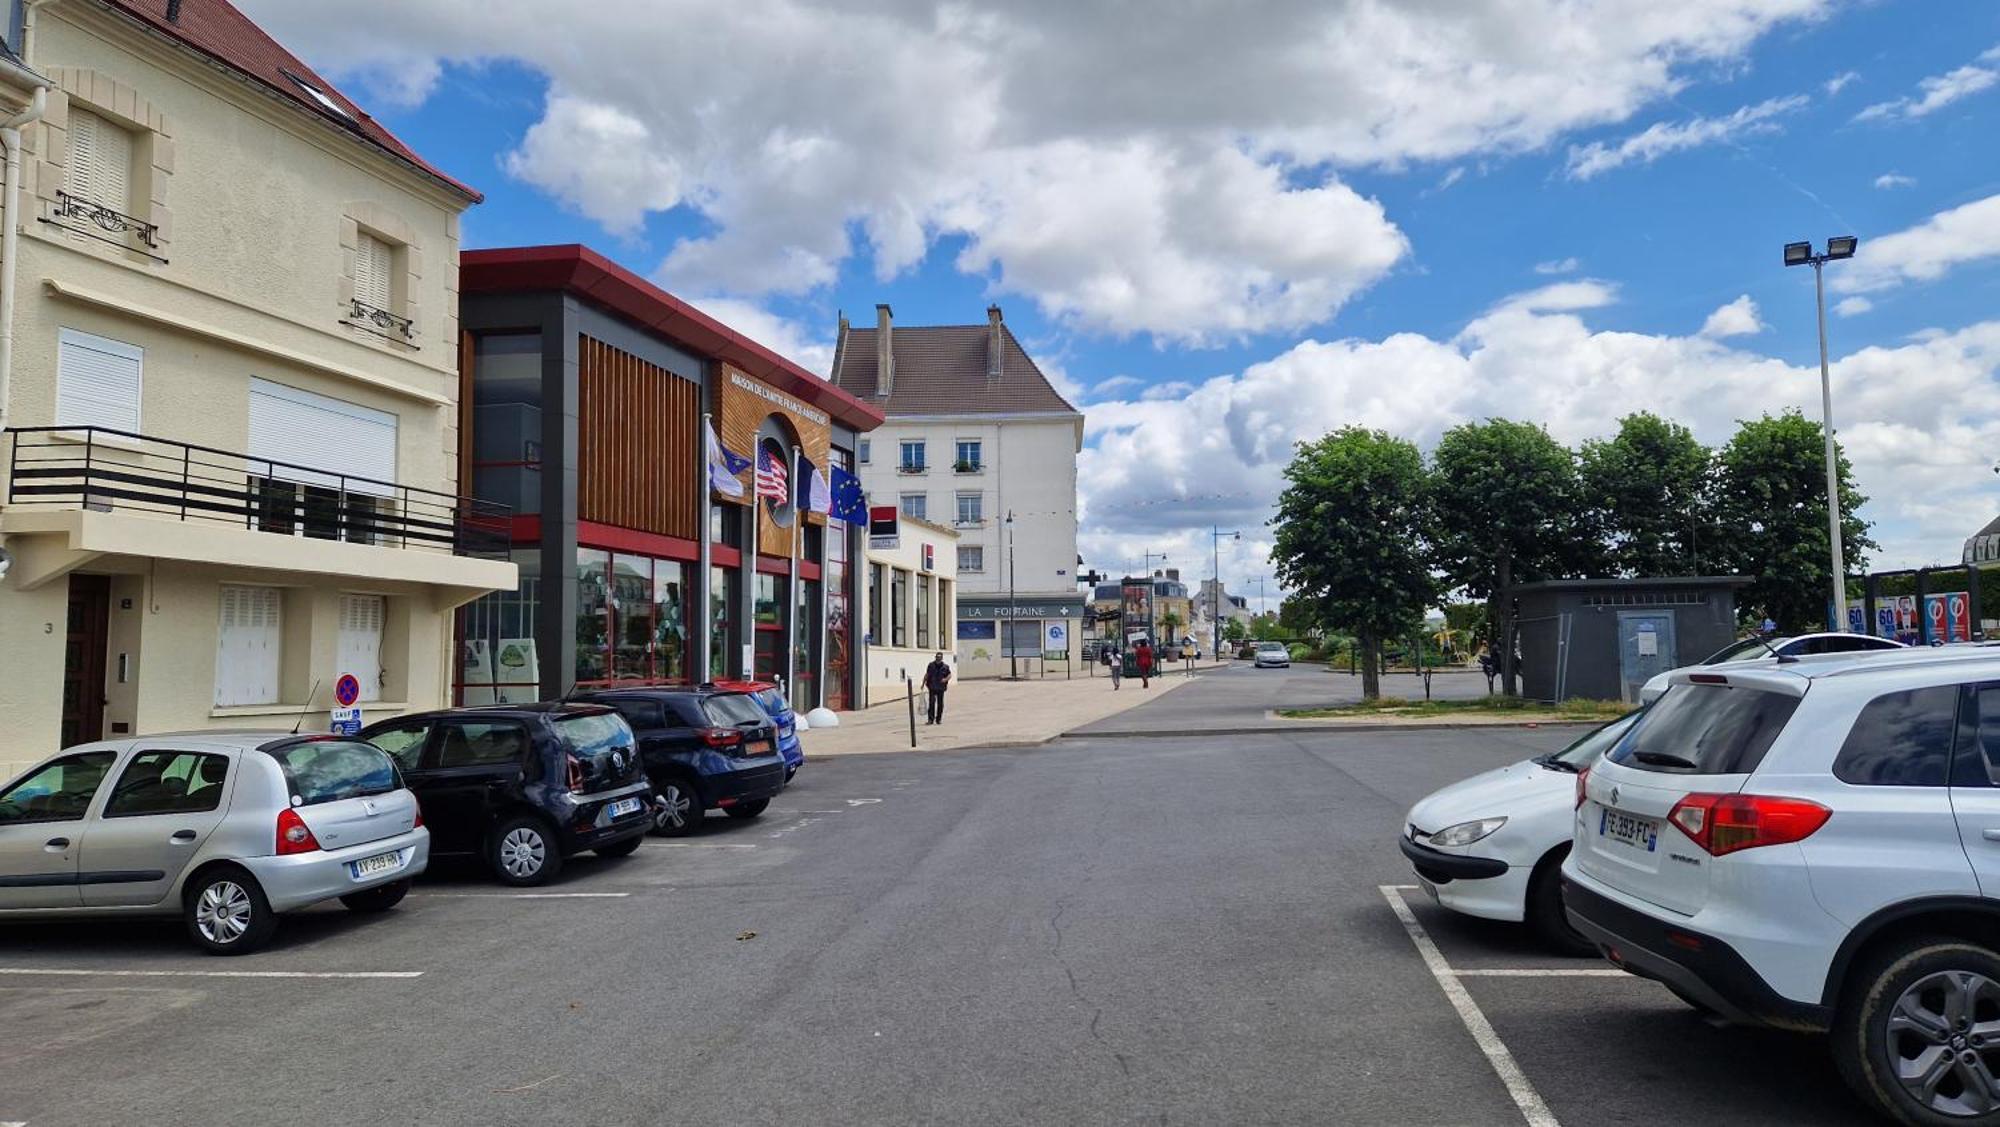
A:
337 594 386 703
354 232 393 310
66 109 132 212
247 378 397 498
55 329 142 432
214 586 282 707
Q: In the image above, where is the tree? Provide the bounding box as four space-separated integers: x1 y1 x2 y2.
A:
1430 419 1591 695
1222 618 1248 644
1579 412 1716 576
1270 427 1437 699
1712 411 1875 630
1160 609 1184 642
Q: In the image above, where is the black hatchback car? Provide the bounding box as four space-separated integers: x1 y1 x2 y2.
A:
577 688 787 837
358 703 654 886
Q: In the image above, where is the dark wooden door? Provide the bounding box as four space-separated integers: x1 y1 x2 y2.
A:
62 575 111 748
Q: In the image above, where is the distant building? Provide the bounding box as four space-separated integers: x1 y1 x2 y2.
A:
1088 570 1196 648
860 514 957 703
832 304 1085 676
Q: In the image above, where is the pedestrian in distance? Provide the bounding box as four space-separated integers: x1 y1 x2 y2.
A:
1104 643 1122 690
1135 639 1155 688
1478 648 1496 695
922 652 952 725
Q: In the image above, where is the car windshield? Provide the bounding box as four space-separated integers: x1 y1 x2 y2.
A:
1258 643 1286 651
1606 684 1800 775
704 694 770 727
1544 711 1643 770
1703 637 1782 664
264 740 399 805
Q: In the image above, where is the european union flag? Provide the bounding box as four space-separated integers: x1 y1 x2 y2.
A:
830 464 868 524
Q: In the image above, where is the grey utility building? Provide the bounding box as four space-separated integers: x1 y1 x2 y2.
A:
1508 577 1752 704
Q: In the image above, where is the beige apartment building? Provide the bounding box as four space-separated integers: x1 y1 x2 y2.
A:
0 0 513 764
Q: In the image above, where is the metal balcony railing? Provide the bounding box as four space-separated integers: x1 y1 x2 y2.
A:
47 190 162 251
347 298 416 340
5 426 509 558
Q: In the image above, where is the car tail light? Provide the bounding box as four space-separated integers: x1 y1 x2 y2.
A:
412 805 424 829
567 754 586 792
1667 793 1831 856
700 727 744 749
1575 766 1590 810
275 807 321 855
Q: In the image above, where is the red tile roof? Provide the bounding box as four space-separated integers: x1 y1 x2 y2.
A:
97 0 479 202
461 245 886 432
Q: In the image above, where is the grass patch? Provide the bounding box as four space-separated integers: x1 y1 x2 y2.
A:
1278 696 1630 723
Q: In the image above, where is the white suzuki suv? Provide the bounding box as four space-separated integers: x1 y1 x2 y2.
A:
1563 646 2000 1126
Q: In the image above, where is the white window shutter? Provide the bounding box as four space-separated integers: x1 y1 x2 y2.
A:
67 109 132 212
215 586 282 707
56 328 142 432
247 378 398 498
337 594 385 703
354 232 393 310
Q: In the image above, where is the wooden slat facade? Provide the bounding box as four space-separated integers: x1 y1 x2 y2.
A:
578 335 700 542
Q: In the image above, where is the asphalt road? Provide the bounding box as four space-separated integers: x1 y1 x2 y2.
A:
2 697 1878 1125
1073 659 1493 735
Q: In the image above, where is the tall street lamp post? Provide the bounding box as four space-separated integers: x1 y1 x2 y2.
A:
1784 236 1859 629
1211 526 1239 663
1140 551 1168 645
1006 509 1018 680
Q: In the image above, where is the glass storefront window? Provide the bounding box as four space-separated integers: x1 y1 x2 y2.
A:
754 573 787 682
869 563 885 644
711 565 735 679
470 334 544 516
917 574 932 649
457 548 542 705
891 569 908 647
795 578 818 712
611 554 652 681
576 549 610 683
654 561 688 685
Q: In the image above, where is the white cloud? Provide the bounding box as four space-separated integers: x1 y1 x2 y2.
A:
685 297 835 376
1824 70 1859 96
1533 257 1581 275
1435 166 1467 191
1564 95 1808 179
1874 172 1917 189
1700 294 1763 337
1078 294 2000 575
1090 375 1145 399
1140 381 1197 401
1856 57 2000 121
1492 280 1619 314
1834 296 1874 317
1833 193 2000 295
239 0 1828 338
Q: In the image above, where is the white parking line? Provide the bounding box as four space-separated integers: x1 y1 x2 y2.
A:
1453 969 1628 978
416 891 631 899
1380 885 1560 1127
654 842 758 850
0 968 422 980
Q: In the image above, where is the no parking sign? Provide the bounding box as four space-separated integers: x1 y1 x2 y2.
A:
331 673 363 736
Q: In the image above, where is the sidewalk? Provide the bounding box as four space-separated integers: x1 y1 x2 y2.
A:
801 666 1200 757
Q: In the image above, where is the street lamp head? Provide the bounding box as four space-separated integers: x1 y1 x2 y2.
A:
1782 241 1814 267
1825 235 1858 260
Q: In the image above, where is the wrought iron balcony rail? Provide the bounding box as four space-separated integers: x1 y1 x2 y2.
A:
48 190 161 250
5 426 509 559
348 299 415 340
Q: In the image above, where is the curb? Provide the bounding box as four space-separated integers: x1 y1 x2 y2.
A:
1059 719 1603 739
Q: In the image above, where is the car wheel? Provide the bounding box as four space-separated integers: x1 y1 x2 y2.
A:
725 798 770 820
490 815 563 887
595 834 643 859
184 866 278 955
1835 937 2000 1126
651 779 703 837
1526 851 1596 957
339 878 410 913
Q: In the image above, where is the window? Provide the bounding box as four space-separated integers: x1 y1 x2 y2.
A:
366 723 431 771
869 563 885 644
1606 684 1801 775
705 694 769 727
354 231 394 311
283 70 355 123
955 440 982 471
214 586 281 708
576 549 610 683
1003 620 1042 658
55 328 142 432
859 439 871 465
65 108 132 212
892 569 909 647
606 698 666 731
917 574 933 648
436 721 529 768
248 379 398 499
958 546 985 573
264 740 399 805
1957 685 2000 787
0 751 117 824
901 493 927 521
104 751 230 817
900 440 926 471
956 492 983 525
338 595 385 703
552 713 638 788
1833 687 1957 787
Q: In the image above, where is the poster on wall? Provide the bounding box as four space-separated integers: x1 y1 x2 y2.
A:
1044 621 1069 661
494 638 540 704
1120 582 1152 643
1875 605 1897 640
1895 595 1920 646
461 640 496 706
1922 592 1973 644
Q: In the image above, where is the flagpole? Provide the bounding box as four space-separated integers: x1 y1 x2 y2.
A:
744 448 759 682
699 412 714 683
817 475 830 712
788 444 801 710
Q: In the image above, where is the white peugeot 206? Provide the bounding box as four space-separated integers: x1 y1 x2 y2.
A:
1400 710 1642 954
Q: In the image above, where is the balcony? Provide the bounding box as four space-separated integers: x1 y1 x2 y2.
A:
4 427 510 582
347 298 416 341
897 463 928 476
44 190 164 260
953 460 984 475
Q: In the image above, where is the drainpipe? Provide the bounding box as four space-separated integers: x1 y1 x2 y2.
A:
19 0 54 68
0 79 47 435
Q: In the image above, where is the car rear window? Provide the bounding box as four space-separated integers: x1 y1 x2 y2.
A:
265 740 399 806
704 694 770 727
1607 683 1800 775
754 689 789 716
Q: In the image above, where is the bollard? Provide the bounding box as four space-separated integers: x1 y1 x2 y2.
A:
907 676 917 748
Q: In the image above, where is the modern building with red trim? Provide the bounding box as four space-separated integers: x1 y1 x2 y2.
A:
453 245 882 711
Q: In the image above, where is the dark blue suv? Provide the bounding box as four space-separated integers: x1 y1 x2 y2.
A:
577 688 787 837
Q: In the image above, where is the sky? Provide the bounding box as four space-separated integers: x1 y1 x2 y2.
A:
243 0 2000 604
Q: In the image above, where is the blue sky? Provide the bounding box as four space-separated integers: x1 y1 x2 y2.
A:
252 0 2000 589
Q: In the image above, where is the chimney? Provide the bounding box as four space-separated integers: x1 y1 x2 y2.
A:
986 304 1003 381
1166 568 1180 582
166 0 182 21
875 304 894 398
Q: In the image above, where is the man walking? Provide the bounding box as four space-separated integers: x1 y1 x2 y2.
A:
1134 638 1155 689
922 652 952 725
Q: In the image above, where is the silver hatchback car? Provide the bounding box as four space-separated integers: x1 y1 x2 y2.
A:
0 731 429 954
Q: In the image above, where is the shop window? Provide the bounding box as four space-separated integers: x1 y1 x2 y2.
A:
611 554 652 681
869 563 885 645
891 569 908 647
917 574 932 649
457 549 541 705
653 561 689 684
710 565 735 679
576 549 610 684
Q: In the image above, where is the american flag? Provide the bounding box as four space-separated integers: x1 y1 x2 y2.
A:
756 450 789 503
